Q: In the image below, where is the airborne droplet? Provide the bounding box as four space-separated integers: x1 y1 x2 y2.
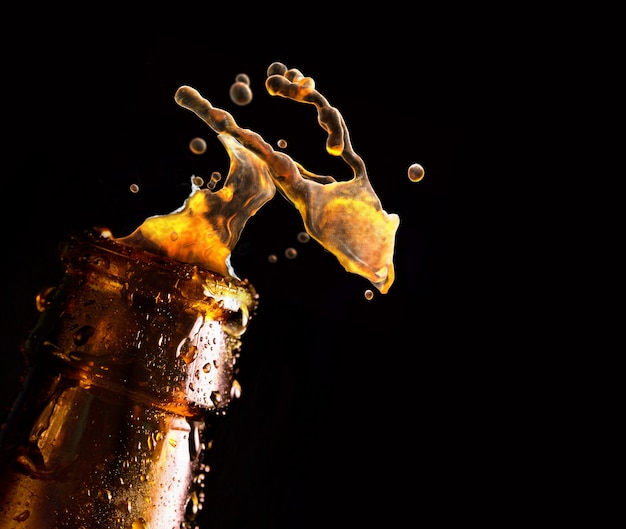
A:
189 137 207 155
296 231 310 243
229 81 253 106
235 73 250 85
285 248 297 259
408 163 425 182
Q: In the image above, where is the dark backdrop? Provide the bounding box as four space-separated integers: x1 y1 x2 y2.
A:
0 31 511 528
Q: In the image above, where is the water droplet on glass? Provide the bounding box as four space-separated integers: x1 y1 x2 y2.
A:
231 379 242 399
210 391 222 407
189 422 202 460
202 362 212 373
179 339 198 364
185 490 200 521
132 517 149 529
35 286 56 312
73 325 96 346
13 510 30 522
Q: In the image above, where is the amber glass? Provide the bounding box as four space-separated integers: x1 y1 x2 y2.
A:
0 228 258 529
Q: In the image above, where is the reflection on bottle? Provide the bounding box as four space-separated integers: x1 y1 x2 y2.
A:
0 228 258 528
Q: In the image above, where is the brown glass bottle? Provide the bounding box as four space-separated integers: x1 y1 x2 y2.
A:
0 228 258 529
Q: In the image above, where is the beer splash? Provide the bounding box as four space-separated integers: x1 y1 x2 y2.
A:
118 62 400 294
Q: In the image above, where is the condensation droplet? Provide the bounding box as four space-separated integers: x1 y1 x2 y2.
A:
229 81 253 106
35 286 56 312
132 517 149 529
364 289 374 300
297 231 310 243
268 254 278 263
189 137 207 155
408 163 425 182
185 490 201 521
231 379 242 399
129 183 140 193
210 391 222 407
73 325 96 346
202 362 212 373
179 341 198 364
277 138 287 148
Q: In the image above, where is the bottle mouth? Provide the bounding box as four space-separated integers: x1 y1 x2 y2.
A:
27 227 259 415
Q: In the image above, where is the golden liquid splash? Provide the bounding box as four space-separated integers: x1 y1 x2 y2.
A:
117 62 402 294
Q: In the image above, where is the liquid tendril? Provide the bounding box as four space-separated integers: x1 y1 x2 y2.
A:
118 62 401 294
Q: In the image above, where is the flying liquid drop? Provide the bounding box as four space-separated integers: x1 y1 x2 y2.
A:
118 62 403 294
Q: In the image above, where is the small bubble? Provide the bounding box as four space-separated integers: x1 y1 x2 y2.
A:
277 138 288 149
285 248 297 259
268 254 278 263
296 231 310 243
229 81 253 106
364 289 374 300
189 137 207 155
170 231 179 241
235 73 250 85
408 163 425 182
129 183 140 193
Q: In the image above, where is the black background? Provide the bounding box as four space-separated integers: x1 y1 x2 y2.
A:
0 26 520 528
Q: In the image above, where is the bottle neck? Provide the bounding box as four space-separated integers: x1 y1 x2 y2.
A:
0 228 258 529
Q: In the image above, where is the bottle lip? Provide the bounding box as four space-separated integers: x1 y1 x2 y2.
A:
59 227 259 312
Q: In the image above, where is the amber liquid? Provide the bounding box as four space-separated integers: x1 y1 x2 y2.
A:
0 228 257 529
